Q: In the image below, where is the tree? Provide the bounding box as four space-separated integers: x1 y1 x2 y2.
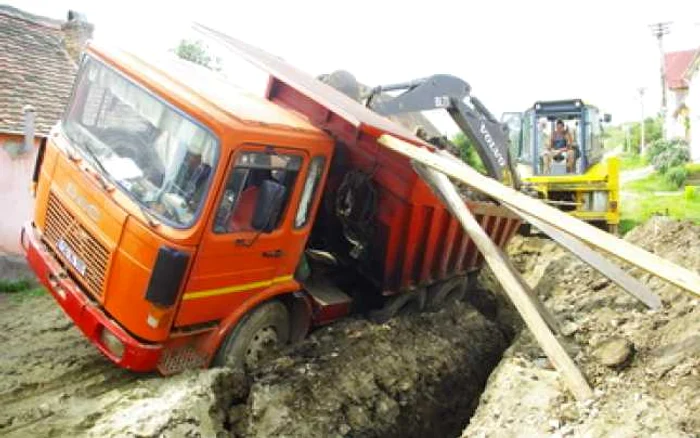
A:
173 39 221 71
451 132 486 173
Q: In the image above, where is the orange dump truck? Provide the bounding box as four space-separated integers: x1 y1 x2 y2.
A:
21 39 520 374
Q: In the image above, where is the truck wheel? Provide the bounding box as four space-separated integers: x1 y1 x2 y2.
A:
425 277 467 311
369 288 426 324
213 300 290 372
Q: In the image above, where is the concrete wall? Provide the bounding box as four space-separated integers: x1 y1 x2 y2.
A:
0 133 39 254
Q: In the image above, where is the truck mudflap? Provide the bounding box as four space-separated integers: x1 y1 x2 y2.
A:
20 223 162 372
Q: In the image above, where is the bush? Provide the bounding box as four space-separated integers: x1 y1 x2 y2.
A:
665 166 689 189
647 139 690 174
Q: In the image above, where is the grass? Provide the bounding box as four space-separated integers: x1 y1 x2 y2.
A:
623 172 679 192
621 192 700 233
618 153 649 171
0 278 32 292
0 278 45 302
620 162 700 234
687 162 700 183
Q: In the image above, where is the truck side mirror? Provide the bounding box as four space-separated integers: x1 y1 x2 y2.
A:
603 113 612 123
251 180 287 232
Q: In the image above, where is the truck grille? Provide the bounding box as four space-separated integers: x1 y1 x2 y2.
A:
44 193 110 298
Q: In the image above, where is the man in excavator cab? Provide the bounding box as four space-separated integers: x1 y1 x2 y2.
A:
542 119 576 174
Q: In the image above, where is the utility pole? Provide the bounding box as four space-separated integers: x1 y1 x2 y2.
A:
649 22 671 115
638 87 646 155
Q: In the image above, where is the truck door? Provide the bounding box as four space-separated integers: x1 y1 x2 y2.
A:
175 145 306 327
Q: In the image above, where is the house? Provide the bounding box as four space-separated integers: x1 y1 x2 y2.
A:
0 6 93 253
685 50 700 162
663 49 697 142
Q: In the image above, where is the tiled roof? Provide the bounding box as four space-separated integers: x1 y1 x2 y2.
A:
664 49 697 90
0 5 78 136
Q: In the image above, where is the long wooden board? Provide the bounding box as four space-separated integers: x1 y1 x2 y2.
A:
379 134 700 298
516 209 662 309
433 150 662 310
415 163 593 400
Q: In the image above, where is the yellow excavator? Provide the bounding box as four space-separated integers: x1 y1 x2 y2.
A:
502 99 619 234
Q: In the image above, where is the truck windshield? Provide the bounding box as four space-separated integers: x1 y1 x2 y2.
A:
62 56 218 227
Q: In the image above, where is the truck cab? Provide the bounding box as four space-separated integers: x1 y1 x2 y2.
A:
22 42 335 373
502 100 620 233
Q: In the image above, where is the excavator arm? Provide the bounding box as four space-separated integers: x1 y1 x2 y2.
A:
365 75 520 188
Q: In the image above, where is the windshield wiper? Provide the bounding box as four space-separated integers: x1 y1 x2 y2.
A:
70 132 160 228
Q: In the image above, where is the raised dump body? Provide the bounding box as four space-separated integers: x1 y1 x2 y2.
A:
239 32 521 296
272 80 520 295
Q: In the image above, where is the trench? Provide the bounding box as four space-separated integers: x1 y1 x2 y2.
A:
0 255 521 438
212 279 520 438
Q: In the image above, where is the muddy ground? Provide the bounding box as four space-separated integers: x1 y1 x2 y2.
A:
463 217 700 438
1 216 698 437
0 267 510 437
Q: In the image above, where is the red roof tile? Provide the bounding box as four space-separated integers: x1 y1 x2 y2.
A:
665 49 697 90
0 6 82 136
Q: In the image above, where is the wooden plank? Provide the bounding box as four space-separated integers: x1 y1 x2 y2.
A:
436 149 661 310
378 134 700 298
414 163 593 401
516 209 662 309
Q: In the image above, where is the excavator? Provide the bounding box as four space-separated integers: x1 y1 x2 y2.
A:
320 74 618 233
502 100 619 234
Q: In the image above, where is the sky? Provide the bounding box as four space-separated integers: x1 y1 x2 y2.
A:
8 0 700 135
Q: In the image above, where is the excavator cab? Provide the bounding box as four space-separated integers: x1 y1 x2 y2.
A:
507 100 608 177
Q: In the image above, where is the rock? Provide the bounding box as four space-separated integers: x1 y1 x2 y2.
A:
593 336 635 368
561 322 579 337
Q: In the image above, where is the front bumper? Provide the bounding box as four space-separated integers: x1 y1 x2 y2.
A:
20 223 162 371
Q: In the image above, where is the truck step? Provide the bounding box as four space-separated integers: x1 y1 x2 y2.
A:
304 279 352 325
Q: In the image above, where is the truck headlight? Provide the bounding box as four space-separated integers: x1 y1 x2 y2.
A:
100 329 125 359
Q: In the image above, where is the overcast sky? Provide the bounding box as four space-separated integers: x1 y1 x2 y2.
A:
9 0 700 133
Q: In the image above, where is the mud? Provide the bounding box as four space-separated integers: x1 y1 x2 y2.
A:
463 217 700 438
0 281 509 437
4 217 697 438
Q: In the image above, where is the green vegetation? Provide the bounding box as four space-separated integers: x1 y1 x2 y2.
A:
647 138 690 175
452 133 486 173
0 278 32 292
686 162 700 184
623 172 679 192
621 192 700 231
173 39 221 71
618 153 649 171
0 278 44 301
603 116 663 153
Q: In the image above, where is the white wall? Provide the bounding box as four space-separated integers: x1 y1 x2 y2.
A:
665 88 688 140
688 74 700 162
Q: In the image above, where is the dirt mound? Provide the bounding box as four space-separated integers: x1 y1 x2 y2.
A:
463 217 700 437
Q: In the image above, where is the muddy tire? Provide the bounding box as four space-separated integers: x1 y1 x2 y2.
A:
425 277 467 311
369 289 426 324
213 300 290 372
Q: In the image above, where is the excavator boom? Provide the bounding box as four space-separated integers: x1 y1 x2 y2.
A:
366 75 520 187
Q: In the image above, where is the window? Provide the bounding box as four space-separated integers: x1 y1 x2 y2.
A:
63 56 218 227
294 156 326 228
521 111 534 164
213 151 302 233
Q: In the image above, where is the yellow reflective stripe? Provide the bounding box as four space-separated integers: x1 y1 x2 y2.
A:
182 274 294 300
